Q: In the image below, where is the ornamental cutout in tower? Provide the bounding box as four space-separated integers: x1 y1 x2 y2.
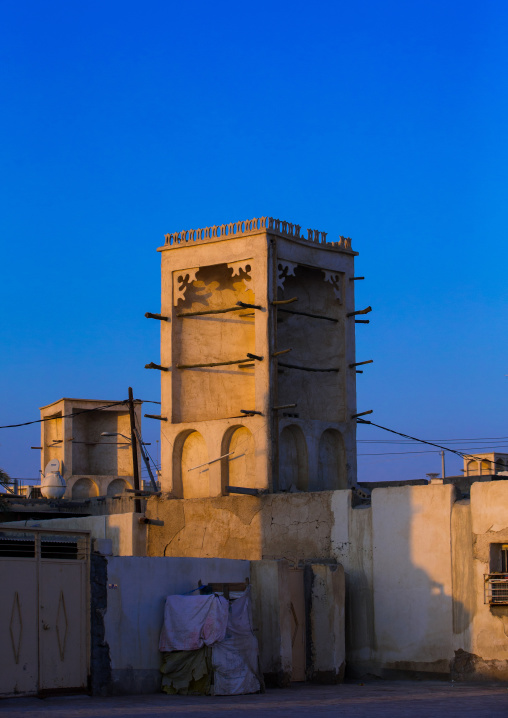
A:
154 217 359 498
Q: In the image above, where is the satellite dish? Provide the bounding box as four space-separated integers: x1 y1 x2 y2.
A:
41 458 66 499
45 459 60 474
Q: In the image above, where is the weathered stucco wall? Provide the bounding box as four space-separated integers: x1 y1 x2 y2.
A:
464 482 508 680
92 556 250 695
341 504 375 668
24 482 507 683
250 559 293 686
145 480 508 682
306 563 346 683
368 484 455 677
146 491 340 562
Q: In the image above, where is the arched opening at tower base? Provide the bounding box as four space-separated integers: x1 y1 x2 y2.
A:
221 425 256 494
317 428 347 490
173 430 210 498
278 425 308 492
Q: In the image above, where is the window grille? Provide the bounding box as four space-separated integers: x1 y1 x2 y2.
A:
0 529 89 561
484 574 508 605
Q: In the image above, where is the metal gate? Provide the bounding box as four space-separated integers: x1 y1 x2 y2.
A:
0 527 90 697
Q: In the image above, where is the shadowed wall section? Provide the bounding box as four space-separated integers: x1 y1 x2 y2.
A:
317 429 346 490
278 425 308 491
276 265 344 422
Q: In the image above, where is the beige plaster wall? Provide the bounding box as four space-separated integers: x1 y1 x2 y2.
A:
250 559 293 685
368 484 455 676
145 480 508 681
307 563 346 682
465 481 508 680
341 505 375 667
146 491 340 562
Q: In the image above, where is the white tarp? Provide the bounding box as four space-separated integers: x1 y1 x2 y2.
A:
211 587 261 695
159 594 229 652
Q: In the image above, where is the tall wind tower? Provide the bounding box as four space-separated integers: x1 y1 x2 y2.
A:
148 217 361 498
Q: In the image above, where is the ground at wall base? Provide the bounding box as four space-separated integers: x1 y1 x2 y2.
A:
2 682 508 717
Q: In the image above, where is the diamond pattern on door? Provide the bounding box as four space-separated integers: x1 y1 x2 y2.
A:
288 568 306 681
56 590 68 661
290 601 299 647
9 592 22 664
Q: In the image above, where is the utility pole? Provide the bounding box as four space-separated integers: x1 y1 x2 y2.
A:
128 387 141 513
441 450 446 480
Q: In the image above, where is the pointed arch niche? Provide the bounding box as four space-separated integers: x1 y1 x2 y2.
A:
278 425 308 492
221 425 256 493
318 429 347 490
173 430 210 498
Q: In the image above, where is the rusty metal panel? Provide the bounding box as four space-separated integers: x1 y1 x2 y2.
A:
39 560 87 690
0 558 38 696
288 568 306 681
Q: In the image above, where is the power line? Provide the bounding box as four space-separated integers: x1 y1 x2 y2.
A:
358 439 508 444
357 419 508 468
0 400 131 430
358 437 508 444
359 450 443 456
359 444 508 455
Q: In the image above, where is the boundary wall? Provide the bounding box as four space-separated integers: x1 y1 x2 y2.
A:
145 481 508 681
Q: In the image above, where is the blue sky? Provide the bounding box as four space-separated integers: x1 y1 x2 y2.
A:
1 1 507 483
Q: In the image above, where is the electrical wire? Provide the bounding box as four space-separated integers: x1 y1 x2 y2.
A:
0 400 130 429
358 437 508 444
134 414 160 486
158 417 270 486
357 419 508 468
359 444 508 456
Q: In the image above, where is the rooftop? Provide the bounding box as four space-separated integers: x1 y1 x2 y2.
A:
160 216 356 254
39 398 141 411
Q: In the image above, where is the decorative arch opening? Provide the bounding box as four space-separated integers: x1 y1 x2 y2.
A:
106 478 130 497
278 425 308 492
481 460 491 475
221 425 256 494
318 429 347 490
72 477 99 499
175 430 209 498
467 460 478 476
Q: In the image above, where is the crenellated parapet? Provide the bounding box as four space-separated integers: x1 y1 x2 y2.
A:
161 216 353 252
